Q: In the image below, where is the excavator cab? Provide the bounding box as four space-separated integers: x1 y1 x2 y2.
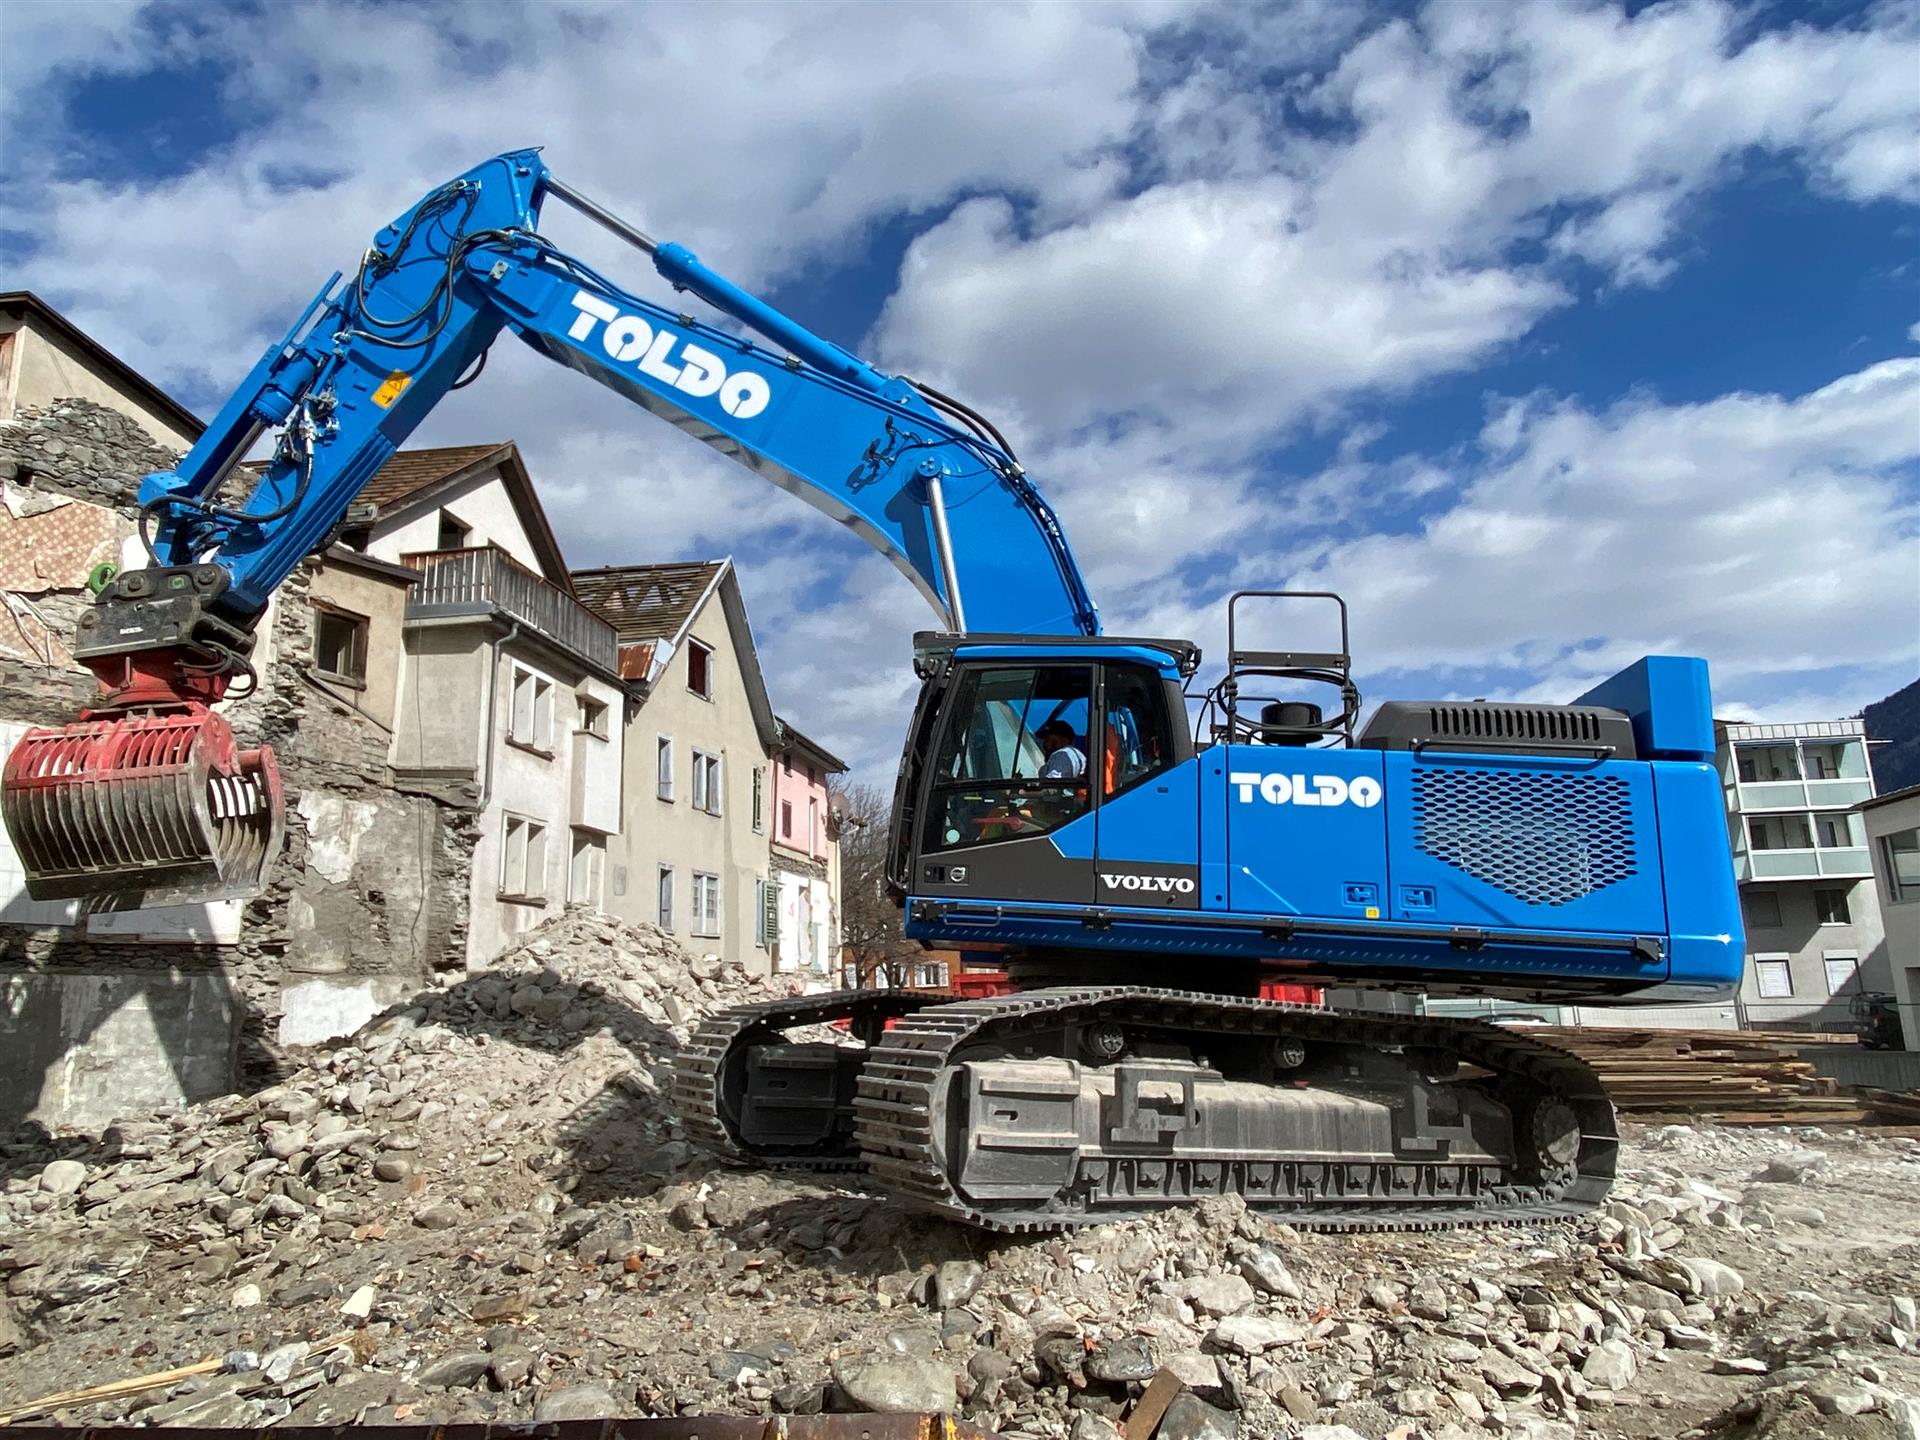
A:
890 634 1201 922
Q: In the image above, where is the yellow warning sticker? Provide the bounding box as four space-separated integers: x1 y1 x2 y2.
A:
372 371 411 407
1365 906 1380 919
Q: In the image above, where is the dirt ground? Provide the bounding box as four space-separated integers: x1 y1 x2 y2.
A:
2 912 1916 1438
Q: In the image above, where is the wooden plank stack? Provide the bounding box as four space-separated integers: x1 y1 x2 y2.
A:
1531 1025 1884 1125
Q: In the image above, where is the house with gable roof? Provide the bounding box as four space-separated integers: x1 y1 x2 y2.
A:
571 559 789 971
336 443 630 962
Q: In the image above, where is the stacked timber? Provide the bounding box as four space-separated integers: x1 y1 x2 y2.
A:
1532 1026 1877 1125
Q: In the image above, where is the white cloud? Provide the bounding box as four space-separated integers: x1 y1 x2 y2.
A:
1282 358 1920 712
2 0 1184 389
3 0 1914 780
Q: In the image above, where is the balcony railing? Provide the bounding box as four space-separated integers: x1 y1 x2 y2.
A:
1733 777 1875 812
403 546 617 672
1735 846 1873 881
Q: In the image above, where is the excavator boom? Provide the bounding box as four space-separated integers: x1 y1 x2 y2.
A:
2 149 1095 908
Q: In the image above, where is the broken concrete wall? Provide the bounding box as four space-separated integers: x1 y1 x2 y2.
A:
0 399 478 1136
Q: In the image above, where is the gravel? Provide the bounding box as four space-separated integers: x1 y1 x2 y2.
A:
2 909 1918 1435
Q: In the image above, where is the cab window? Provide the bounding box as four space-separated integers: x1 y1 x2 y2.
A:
1102 665 1176 796
927 666 1092 852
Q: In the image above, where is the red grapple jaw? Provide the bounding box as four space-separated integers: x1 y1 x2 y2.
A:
1 706 285 910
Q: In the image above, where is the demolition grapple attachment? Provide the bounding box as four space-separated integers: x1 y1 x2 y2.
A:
1 704 283 912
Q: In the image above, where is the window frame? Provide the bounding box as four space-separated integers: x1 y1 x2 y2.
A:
1822 950 1861 997
437 510 471 550
499 813 548 903
1743 890 1782 929
1752 954 1793 999
752 767 765 834
920 661 1105 856
1883 827 1920 903
657 864 674 931
656 735 675 802
507 664 555 755
310 601 370 688
691 870 721 938
575 693 609 740
568 829 603 906
691 749 724 816
1812 886 1851 926
687 640 714 700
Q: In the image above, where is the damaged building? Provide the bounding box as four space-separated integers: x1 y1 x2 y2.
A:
0 296 844 1135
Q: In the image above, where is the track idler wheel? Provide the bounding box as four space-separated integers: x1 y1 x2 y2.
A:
1 705 284 910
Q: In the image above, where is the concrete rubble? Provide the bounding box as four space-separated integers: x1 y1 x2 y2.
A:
2 908 1918 1436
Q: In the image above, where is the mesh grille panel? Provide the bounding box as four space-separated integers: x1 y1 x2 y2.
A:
1413 769 1637 907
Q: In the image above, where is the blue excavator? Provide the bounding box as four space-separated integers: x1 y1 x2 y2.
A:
1 151 1743 1231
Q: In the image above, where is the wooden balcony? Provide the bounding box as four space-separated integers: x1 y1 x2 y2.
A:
402 546 617 673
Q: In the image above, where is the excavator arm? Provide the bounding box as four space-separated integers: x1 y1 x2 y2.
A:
2 148 1098 909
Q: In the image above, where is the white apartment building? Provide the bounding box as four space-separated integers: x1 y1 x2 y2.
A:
1718 718 1891 1031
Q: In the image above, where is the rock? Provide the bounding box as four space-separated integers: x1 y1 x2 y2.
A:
1665 1321 1714 1351
832 1355 958 1413
1035 1334 1087 1385
1805 1377 1875 1417
1208 1314 1305 1355
340 1285 376 1319
38 1160 87 1195
1086 1335 1156 1383
1480 1350 1542 1394
1177 1273 1256 1317
1758 1149 1827 1183
533 1382 627 1421
1676 1256 1744 1300
1581 1338 1638 1390
261 1341 310 1384
1163 1351 1221 1389
1711 1356 1770 1375
1238 1247 1303 1299
1408 1281 1449 1320
1157 1392 1239 1439
373 1156 413 1182
709 1350 764 1382
0 1302 26 1356
230 1283 263 1309
1300 1429 1369 1440
413 1201 464 1230
417 1350 492 1389
1398 1386 1441 1416
1363 1279 1404 1311
1279 1384 1316 1421
1070 1414 1124 1440
968 1349 1015 1385
1894 1296 1919 1332
933 1259 984 1310
490 1346 535 1388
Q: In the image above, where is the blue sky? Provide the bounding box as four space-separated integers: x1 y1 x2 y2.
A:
3 0 1916 780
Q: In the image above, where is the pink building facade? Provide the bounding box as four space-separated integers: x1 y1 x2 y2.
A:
769 720 846 985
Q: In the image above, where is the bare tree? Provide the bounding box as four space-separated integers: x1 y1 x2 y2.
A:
831 780 922 987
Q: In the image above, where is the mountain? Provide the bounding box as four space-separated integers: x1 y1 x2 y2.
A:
1864 676 1920 795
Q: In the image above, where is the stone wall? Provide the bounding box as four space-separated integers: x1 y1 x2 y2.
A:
0 399 478 1136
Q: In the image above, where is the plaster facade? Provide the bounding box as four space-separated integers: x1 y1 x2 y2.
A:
1860 786 1920 1050
602 583 775 971
366 467 556 582
0 304 197 451
769 725 847 986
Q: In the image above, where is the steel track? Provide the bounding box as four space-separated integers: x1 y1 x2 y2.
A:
674 987 1617 1233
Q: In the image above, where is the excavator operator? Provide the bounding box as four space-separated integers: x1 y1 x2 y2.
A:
1035 719 1087 780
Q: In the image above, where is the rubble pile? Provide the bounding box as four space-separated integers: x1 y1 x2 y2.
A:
1 915 1917 1437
